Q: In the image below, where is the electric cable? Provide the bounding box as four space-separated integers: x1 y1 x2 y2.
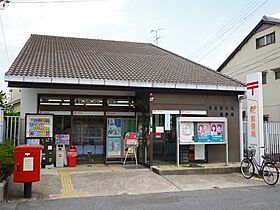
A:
0 12 9 65
189 0 259 59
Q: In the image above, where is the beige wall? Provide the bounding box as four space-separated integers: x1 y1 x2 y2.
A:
221 25 280 121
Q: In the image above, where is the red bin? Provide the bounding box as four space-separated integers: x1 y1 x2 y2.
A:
67 146 77 167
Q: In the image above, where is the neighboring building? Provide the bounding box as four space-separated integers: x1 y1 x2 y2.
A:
8 88 21 113
5 34 245 166
217 15 280 122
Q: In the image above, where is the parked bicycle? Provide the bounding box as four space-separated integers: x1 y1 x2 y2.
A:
241 147 279 185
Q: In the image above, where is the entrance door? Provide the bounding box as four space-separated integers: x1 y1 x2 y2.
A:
73 115 104 162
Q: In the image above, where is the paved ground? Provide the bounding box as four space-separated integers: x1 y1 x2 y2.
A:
5 164 267 202
2 184 280 210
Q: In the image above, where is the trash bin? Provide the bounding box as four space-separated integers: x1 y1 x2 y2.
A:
56 144 66 167
67 146 77 167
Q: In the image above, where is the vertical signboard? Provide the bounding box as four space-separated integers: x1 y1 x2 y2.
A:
0 109 4 144
246 72 264 164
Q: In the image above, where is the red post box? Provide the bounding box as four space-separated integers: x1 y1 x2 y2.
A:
67 146 77 167
14 145 44 198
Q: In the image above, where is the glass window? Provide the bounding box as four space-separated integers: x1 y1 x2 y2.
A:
266 32 275 45
39 96 70 106
262 72 267 84
275 71 280 80
53 115 71 134
74 97 103 106
256 36 265 48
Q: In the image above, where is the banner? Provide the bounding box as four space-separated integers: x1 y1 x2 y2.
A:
246 72 264 164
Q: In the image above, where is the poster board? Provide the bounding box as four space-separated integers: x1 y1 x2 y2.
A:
25 114 53 138
176 117 228 166
106 118 122 158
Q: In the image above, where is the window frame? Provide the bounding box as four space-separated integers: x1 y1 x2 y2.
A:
256 32 276 49
275 71 280 80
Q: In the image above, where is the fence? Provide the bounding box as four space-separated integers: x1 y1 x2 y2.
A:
4 116 20 146
243 121 280 162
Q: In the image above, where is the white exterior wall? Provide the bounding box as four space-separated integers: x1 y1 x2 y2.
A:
221 25 280 121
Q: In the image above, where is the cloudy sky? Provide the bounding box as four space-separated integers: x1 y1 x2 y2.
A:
0 0 280 92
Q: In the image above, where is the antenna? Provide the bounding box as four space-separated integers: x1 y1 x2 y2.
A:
151 28 164 46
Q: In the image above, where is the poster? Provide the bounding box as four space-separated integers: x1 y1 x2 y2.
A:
55 134 70 145
196 122 211 142
210 123 224 142
26 114 53 138
179 122 194 144
107 118 122 157
26 138 40 145
107 118 122 137
107 137 122 156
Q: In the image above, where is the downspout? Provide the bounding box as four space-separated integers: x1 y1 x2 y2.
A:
239 95 246 161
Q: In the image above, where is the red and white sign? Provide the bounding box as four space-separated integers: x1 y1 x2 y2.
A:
246 72 264 164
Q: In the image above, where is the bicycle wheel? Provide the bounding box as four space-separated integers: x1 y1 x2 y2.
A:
241 158 254 179
262 162 279 186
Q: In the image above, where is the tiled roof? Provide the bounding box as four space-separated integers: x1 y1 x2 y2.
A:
6 34 244 88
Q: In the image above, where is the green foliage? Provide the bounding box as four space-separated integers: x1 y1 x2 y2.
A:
0 140 15 179
0 90 14 115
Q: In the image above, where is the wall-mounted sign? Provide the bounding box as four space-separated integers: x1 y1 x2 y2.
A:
40 111 71 115
165 113 171 130
152 110 180 115
73 111 104 116
106 112 135 116
26 114 53 138
156 126 164 133
246 72 264 164
181 110 207 115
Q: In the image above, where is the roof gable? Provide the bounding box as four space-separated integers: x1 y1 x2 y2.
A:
217 15 280 72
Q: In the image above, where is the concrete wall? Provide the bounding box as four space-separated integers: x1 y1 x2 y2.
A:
221 25 280 121
151 92 240 163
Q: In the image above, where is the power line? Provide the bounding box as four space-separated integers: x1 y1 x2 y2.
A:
7 0 102 4
196 0 269 62
189 0 259 59
223 47 280 74
231 54 280 77
0 12 9 65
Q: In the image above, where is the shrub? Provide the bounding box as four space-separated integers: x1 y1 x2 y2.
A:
0 140 15 181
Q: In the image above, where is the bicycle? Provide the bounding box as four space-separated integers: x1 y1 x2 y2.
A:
241 147 279 185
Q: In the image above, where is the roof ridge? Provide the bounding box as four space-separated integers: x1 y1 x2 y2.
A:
30 34 151 46
147 43 245 86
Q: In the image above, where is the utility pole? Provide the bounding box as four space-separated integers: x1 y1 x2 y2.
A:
151 28 164 46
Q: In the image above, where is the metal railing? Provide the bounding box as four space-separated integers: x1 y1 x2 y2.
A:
4 116 20 146
243 121 280 162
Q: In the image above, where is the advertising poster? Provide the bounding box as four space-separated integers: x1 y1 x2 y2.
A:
107 137 122 156
55 134 70 145
26 114 53 138
107 118 122 137
179 122 194 144
196 123 211 142
107 118 122 157
26 138 40 145
210 123 224 142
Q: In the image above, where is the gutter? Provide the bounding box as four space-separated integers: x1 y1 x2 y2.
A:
4 75 246 92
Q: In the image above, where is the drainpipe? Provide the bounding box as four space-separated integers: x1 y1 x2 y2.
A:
239 95 246 161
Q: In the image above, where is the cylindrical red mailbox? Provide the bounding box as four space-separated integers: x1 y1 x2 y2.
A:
67 146 77 167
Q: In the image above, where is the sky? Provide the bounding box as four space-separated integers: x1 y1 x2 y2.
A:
0 0 280 92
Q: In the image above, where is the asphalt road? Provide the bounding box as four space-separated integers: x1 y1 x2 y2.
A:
1 185 279 210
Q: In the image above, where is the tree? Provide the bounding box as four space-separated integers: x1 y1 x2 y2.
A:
0 90 13 114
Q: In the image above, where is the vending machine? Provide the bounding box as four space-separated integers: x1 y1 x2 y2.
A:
25 114 55 167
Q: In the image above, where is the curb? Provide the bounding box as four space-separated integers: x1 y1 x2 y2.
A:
151 166 241 175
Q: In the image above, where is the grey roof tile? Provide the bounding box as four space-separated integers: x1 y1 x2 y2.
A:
6 34 244 87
